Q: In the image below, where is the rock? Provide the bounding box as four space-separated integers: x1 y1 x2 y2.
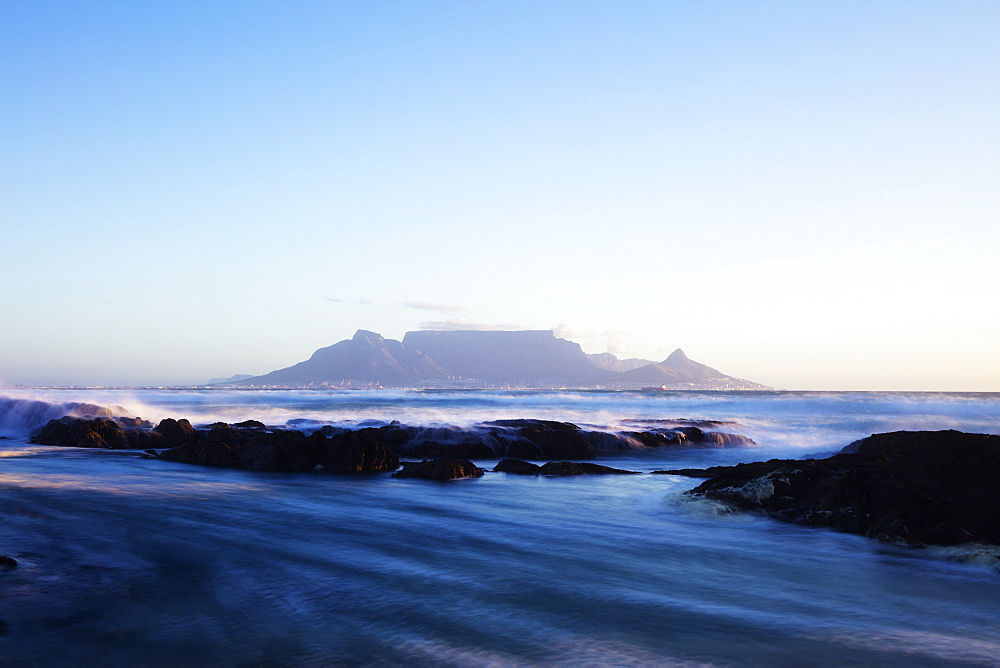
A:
682 430 1000 549
233 419 267 430
30 416 166 450
314 429 400 473
153 418 197 446
159 437 238 468
158 426 399 474
494 458 542 474
485 419 594 459
538 461 639 476
620 426 755 449
114 417 153 429
495 459 639 476
0 556 17 572
392 459 484 480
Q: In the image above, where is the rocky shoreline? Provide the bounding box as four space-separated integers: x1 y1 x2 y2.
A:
29 415 754 465
21 416 1000 567
660 430 1000 554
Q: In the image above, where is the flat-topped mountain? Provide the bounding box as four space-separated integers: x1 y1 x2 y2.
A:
402 330 606 383
233 329 770 389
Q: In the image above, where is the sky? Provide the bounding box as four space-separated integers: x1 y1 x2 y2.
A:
2 1 998 390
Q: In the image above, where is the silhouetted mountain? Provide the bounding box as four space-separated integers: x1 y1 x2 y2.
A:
237 330 769 389
246 330 446 386
587 352 655 372
402 330 609 383
206 374 254 385
616 348 770 388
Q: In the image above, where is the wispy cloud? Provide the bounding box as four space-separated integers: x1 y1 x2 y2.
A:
419 318 529 331
401 301 467 314
321 296 373 306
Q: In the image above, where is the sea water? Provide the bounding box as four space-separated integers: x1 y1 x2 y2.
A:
0 389 998 665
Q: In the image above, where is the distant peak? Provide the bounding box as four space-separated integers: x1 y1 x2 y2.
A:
352 329 385 343
664 348 688 362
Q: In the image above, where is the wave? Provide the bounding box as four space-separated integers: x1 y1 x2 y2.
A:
0 397 130 437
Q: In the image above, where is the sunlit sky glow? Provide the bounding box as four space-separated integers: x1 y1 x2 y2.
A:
2 1 998 390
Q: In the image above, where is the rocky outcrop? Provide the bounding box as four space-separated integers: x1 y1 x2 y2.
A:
153 418 197 446
31 417 166 449
392 459 484 480
494 459 638 476
623 426 755 448
30 413 756 465
158 425 399 474
484 419 594 459
667 430 1000 549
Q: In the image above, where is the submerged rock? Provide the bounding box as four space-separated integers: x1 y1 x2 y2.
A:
0 556 17 572
494 459 639 476
677 430 1000 550
392 459 484 480
494 458 544 475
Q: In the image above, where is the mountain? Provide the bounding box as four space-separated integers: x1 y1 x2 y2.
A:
235 330 770 389
245 330 447 386
618 349 770 389
402 330 608 383
206 374 254 385
587 352 655 372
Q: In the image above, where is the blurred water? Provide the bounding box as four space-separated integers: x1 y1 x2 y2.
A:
0 389 998 665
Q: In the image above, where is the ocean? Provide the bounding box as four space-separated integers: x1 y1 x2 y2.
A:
1 389 998 665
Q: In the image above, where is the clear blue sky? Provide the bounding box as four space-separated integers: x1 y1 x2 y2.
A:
2 1 998 389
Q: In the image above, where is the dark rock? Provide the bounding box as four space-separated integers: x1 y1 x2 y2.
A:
623 430 686 447
484 419 582 431
495 458 638 476
153 418 197 446
697 431 757 447
159 425 399 474
621 426 756 449
494 458 542 474
392 459 484 480
159 438 237 468
313 429 400 473
233 419 267 430
0 556 17 572
30 416 164 450
683 430 1000 548
485 420 594 459
114 417 153 429
537 461 639 476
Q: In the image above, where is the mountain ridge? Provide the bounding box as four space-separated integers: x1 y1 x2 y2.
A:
231 329 771 389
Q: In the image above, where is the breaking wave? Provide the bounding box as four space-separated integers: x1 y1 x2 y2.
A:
0 397 129 438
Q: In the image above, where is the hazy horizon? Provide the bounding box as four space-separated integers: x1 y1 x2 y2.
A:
3 1 997 391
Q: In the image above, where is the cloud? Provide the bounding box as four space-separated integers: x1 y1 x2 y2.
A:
321 296 372 306
419 319 529 331
401 301 467 314
552 323 592 339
